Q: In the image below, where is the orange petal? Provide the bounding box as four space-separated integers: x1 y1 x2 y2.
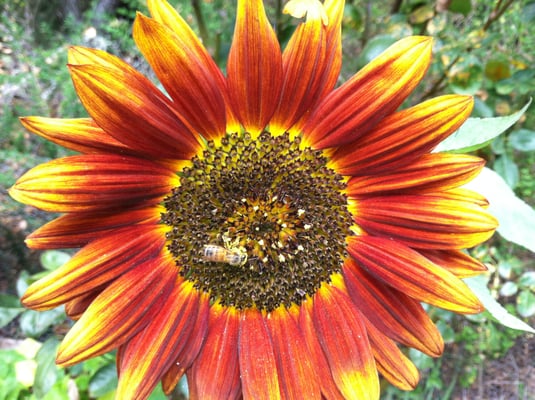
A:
188 304 241 399
347 236 484 313
9 154 178 212
329 95 474 175
69 45 140 72
56 253 177 366
342 258 443 356
303 36 433 149
116 279 200 400
271 0 343 134
346 154 485 197
313 282 379 399
266 306 321 399
238 309 281 399
420 249 487 278
352 194 497 249
431 187 489 208
364 319 419 391
25 207 162 249
19 117 135 155
161 291 210 395
133 13 227 139
298 301 345 399
227 0 283 135
69 63 201 159
318 0 345 93
146 0 239 132
64 288 102 320
21 225 167 310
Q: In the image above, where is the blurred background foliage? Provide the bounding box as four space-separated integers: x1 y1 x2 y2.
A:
1 0 534 399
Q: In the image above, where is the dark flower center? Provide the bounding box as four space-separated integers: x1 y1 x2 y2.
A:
162 132 353 311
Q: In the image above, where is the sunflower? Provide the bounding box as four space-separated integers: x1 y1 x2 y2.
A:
10 0 498 398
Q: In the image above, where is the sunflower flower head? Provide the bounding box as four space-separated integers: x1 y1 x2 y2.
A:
10 0 498 398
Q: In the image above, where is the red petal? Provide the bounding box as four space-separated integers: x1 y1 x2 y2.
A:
420 249 487 278
238 309 281 399
352 194 497 249
298 301 345 399
188 304 241 399
19 117 136 155
21 225 167 310
56 253 177 366
343 258 443 356
346 154 485 197
329 95 474 176
9 154 178 212
227 0 283 135
25 207 162 249
64 288 102 320
364 319 419 391
69 63 201 159
266 307 321 399
146 0 239 131
161 291 210 395
313 280 379 399
116 279 200 400
271 0 343 134
133 13 227 139
303 36 433 149
347 236 484 313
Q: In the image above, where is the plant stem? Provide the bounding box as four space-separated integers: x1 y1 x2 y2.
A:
191 0 210 46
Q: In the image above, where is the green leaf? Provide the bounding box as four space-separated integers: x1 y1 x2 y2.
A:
509 128 535 151
484 58 511 82
88 363 118 398
42 379 70 400
434 99 532 153
496 69 535 95
19 308 65 338
517 290 535 318
499 281 518 297
497 260 514 279
147 383 169 400
518 271 535 290
0 294 24 328
472 97 494 118
449 61 483 95
34 338 63 399
449 0 472 15
40 250 72 271
357 35 398 68
464 275 535 333
490 135 506 155
16 271 31 299
464 167 535 253
493 154 519 189
435 319 456 343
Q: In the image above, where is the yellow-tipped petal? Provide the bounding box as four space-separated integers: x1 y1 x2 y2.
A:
133 13 227 139
313 282 380 399
347 236 484 313
227 0 283 135
303 36 433 148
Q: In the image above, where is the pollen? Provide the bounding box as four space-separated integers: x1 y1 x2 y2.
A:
162 132 353 311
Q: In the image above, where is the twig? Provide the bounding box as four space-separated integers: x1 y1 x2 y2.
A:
391 0 403 14
483 0 515 31
362 1 372 46
275 0 283 40
191 0 210 46
420 0 516 100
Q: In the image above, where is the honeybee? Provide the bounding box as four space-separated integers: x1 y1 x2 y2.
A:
202 236 248 266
